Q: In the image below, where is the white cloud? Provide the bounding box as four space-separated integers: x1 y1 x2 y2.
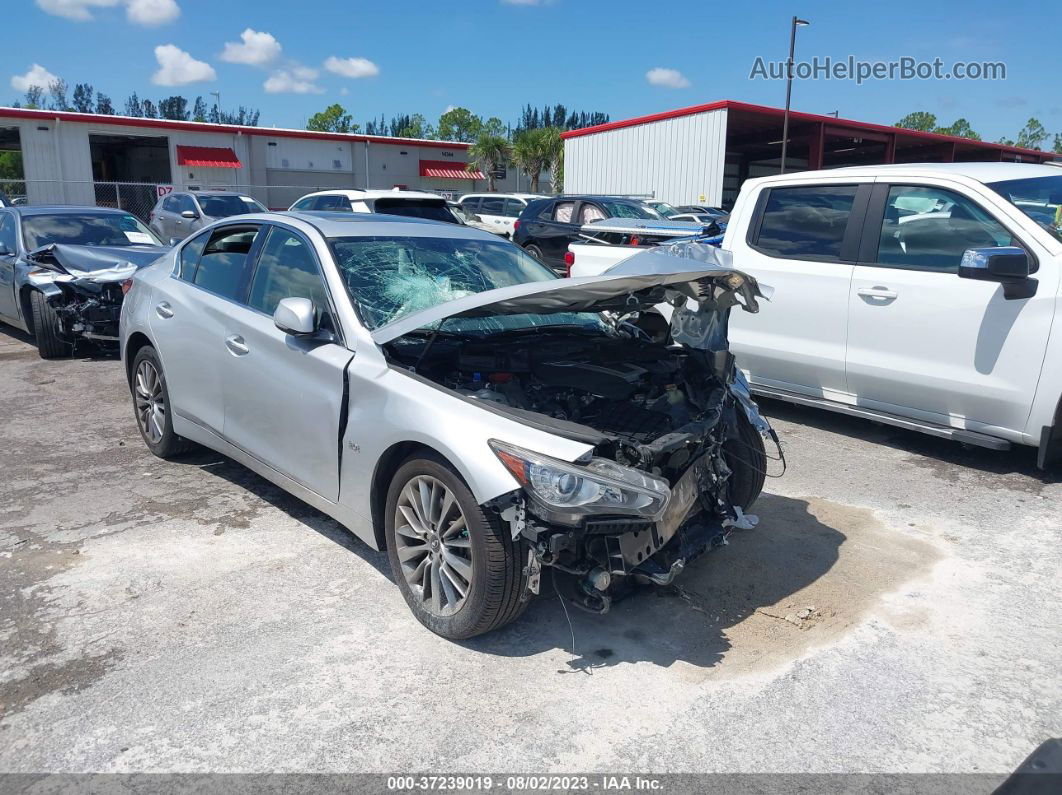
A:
125 0 179 25
36 0 179 25
646 67 690 89
221 28 281 66
151 44 216 86
11 63 60 92
264 69 323 94
323 56 379 79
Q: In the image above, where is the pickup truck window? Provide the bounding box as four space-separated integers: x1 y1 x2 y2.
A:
986 175 1062 244
875 185 1014 272
753 185 858 261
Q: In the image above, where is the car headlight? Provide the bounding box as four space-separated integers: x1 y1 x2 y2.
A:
490 440 670 525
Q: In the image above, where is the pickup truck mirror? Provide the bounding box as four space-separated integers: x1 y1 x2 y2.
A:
959 246 1037 300
958 246 1030 282
274 297 317 336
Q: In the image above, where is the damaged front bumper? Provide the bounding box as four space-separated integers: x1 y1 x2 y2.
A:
27 262 137 343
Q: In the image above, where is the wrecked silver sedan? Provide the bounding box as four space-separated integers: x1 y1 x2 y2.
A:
119 212 779 639
0 206 169 358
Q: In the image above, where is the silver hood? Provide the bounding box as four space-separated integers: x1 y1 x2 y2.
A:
371 245 765 345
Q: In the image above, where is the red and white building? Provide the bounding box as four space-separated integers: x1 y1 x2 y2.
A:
562 99 1059 209
0 107 533 211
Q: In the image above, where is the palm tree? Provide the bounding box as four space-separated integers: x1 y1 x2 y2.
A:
512 128 550 193
540 127 563 193
466 133 511 192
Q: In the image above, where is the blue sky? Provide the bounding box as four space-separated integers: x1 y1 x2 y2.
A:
5 0 1060 144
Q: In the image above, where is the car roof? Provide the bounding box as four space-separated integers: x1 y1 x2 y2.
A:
552 195 652 204
762 161 1062 184
185 190 255 197
461 193 543 200
238 210 502 240
4 205 134 217
297 188 444 201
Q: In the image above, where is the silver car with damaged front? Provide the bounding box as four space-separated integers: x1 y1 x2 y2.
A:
119 212 780 639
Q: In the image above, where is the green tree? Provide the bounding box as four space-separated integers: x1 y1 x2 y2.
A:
125 92 143 117
158 96 189 121
437 107 482 143
72 83 94 113
307 103 355 133
0 150 24 180
141 99 158 119
95 92 114 115
1016 117 1048 150
482 116 506 139
1053 133 1062 155
539 126 564 193
895 111 938 132
466 133 512 192
394 113 433 139
936 118 981 141
512 128 552 193
192 96 208 122
48 79 69 111
23 86 44 109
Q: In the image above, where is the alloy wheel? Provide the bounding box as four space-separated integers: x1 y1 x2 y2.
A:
134 360 166 445
393 475 473 616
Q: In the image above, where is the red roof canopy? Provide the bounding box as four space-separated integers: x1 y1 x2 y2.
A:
420 159 484 180
176 145 242 168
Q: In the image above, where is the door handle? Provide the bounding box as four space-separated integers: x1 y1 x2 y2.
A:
155 302 174 318
225 335 249 356
856 286 898 300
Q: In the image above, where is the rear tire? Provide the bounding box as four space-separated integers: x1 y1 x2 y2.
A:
523 243 545 262
723 411 767 510
385 454 527 639
130 345 194 459
30 290 69 359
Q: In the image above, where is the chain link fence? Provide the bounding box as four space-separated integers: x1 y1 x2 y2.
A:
0 179 371 221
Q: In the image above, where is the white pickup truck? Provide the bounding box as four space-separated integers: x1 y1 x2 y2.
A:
568 162 1062 468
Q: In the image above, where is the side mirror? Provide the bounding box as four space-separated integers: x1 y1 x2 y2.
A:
274 297 317 336
180 210 199 219
959 246 1036 300
959 247 1030 282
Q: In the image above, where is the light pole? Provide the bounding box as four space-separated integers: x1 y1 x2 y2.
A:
780 16 810 174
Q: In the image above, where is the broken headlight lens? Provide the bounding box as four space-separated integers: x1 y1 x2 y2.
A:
490 440 671 524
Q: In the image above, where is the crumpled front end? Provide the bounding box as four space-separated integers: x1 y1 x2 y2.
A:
26 244 147 343
381 241 781 612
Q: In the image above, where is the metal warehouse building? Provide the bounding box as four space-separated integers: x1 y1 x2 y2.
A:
0 107 534 217
562 99 1058 209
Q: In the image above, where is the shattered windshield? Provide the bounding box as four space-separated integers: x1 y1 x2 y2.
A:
21 213 161 250
329 235 609 335
986 175 1062 243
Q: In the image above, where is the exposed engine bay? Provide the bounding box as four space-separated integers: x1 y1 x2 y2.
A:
26 243 155 343
385 286 780 613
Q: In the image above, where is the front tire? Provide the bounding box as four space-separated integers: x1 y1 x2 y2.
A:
723 411 767 511
130 345 193 459
30 290 69 359
385 454 527 639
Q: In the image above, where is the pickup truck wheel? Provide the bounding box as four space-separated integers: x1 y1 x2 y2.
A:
30 290 70 359
723 412 767 511
130 346 194 459
523 243 545 262
385 454 527 639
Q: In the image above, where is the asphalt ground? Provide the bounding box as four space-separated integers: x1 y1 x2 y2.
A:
1 326 1059 777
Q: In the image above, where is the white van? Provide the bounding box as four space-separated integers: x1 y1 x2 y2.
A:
458 193 544 237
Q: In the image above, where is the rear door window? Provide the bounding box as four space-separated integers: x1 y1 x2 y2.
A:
502 199 524 218
478 197 506 216
192 225 261 300
460 197 482 213
178 229 210 280
578 203 607 224
753 185 859 261
552 201 575 223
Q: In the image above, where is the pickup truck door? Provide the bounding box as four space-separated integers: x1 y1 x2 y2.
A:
845 179 1057 437
727 181 870 400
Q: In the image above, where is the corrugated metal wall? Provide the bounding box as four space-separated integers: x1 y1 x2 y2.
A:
563 108 728 206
